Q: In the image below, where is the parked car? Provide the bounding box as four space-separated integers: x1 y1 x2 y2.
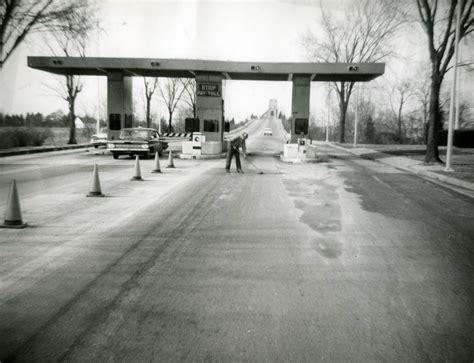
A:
263 128 273 136
107 128 168 159
89 132 107 148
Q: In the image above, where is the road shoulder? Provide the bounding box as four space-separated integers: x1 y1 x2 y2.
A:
324 142 474 198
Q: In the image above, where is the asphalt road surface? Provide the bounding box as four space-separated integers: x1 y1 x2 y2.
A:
1 118 473 361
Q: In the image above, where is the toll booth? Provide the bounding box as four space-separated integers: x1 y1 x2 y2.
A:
290 75 310 143
196 74 224 154
291 118 309 143
107 72 133 140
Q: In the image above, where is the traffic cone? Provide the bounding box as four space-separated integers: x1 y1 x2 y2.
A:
167 150 175 168
1 180 27 229
87 164 104 197
131 155 143 181
152 152 162 173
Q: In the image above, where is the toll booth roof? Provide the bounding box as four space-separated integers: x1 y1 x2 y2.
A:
27 57 384 82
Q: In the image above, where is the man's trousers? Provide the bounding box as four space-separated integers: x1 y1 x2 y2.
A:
225 147 241 171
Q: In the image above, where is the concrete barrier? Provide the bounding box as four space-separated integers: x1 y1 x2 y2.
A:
202 141 223 155
284 144 298 158
306 144 318 159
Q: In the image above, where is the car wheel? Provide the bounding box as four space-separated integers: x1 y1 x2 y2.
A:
112 153 119 159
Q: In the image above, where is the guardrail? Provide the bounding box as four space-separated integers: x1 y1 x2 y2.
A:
0 143 92 157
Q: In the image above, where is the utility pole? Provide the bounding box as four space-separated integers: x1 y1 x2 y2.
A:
96 20 101 135
353 83 359 148
326 84 330 142
445 0 462 172
454 37 462 130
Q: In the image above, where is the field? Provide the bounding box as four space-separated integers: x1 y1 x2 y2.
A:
42 127 93 146
0 127 93 149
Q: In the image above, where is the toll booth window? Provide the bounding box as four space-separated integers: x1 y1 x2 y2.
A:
125 114 133 128
185 118 200 132
109 114 121 130
203 119 218 132
295 118 309 135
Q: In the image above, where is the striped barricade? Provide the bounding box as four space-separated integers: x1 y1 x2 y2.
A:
160 132 192 142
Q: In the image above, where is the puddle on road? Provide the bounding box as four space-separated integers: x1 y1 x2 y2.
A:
293 199 341 233
311 236 342 258
283 177 342 259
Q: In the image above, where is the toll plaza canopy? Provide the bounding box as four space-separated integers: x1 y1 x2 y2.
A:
27 56 385 152
27 57 384 82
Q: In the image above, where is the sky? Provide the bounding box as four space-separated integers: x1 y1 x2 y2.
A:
0 0 472 123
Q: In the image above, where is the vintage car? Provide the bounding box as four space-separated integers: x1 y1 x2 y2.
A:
89 132 108 148
263 128 273 136
107 128 168 159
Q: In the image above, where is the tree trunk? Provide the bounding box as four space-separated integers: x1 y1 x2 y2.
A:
0 39 3 68
425 75 442 163
397 117 404 144
146 97 151 128
338 99 349 143
337 82 350 144
398 103 404 144
68 100 77 144
339 110 345 143
168 111 173 132
422 102 428 145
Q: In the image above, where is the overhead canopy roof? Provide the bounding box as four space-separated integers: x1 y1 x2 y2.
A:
27 57 384 82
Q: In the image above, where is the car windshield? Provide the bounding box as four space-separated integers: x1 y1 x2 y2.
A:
119 129 150 140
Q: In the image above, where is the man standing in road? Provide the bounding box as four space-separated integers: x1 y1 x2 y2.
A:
226 132 248 173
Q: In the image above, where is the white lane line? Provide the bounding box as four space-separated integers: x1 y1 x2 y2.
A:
372 175 392 189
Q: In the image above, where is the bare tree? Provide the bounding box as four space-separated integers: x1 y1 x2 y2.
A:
180 79 197 118
413 64 431 143
42 0 95 144
144 77 158 128
302 0 406 143
416 0 473 163
386 79 415 143
0 0 91 67
159 78 187 132
357 93 377 143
